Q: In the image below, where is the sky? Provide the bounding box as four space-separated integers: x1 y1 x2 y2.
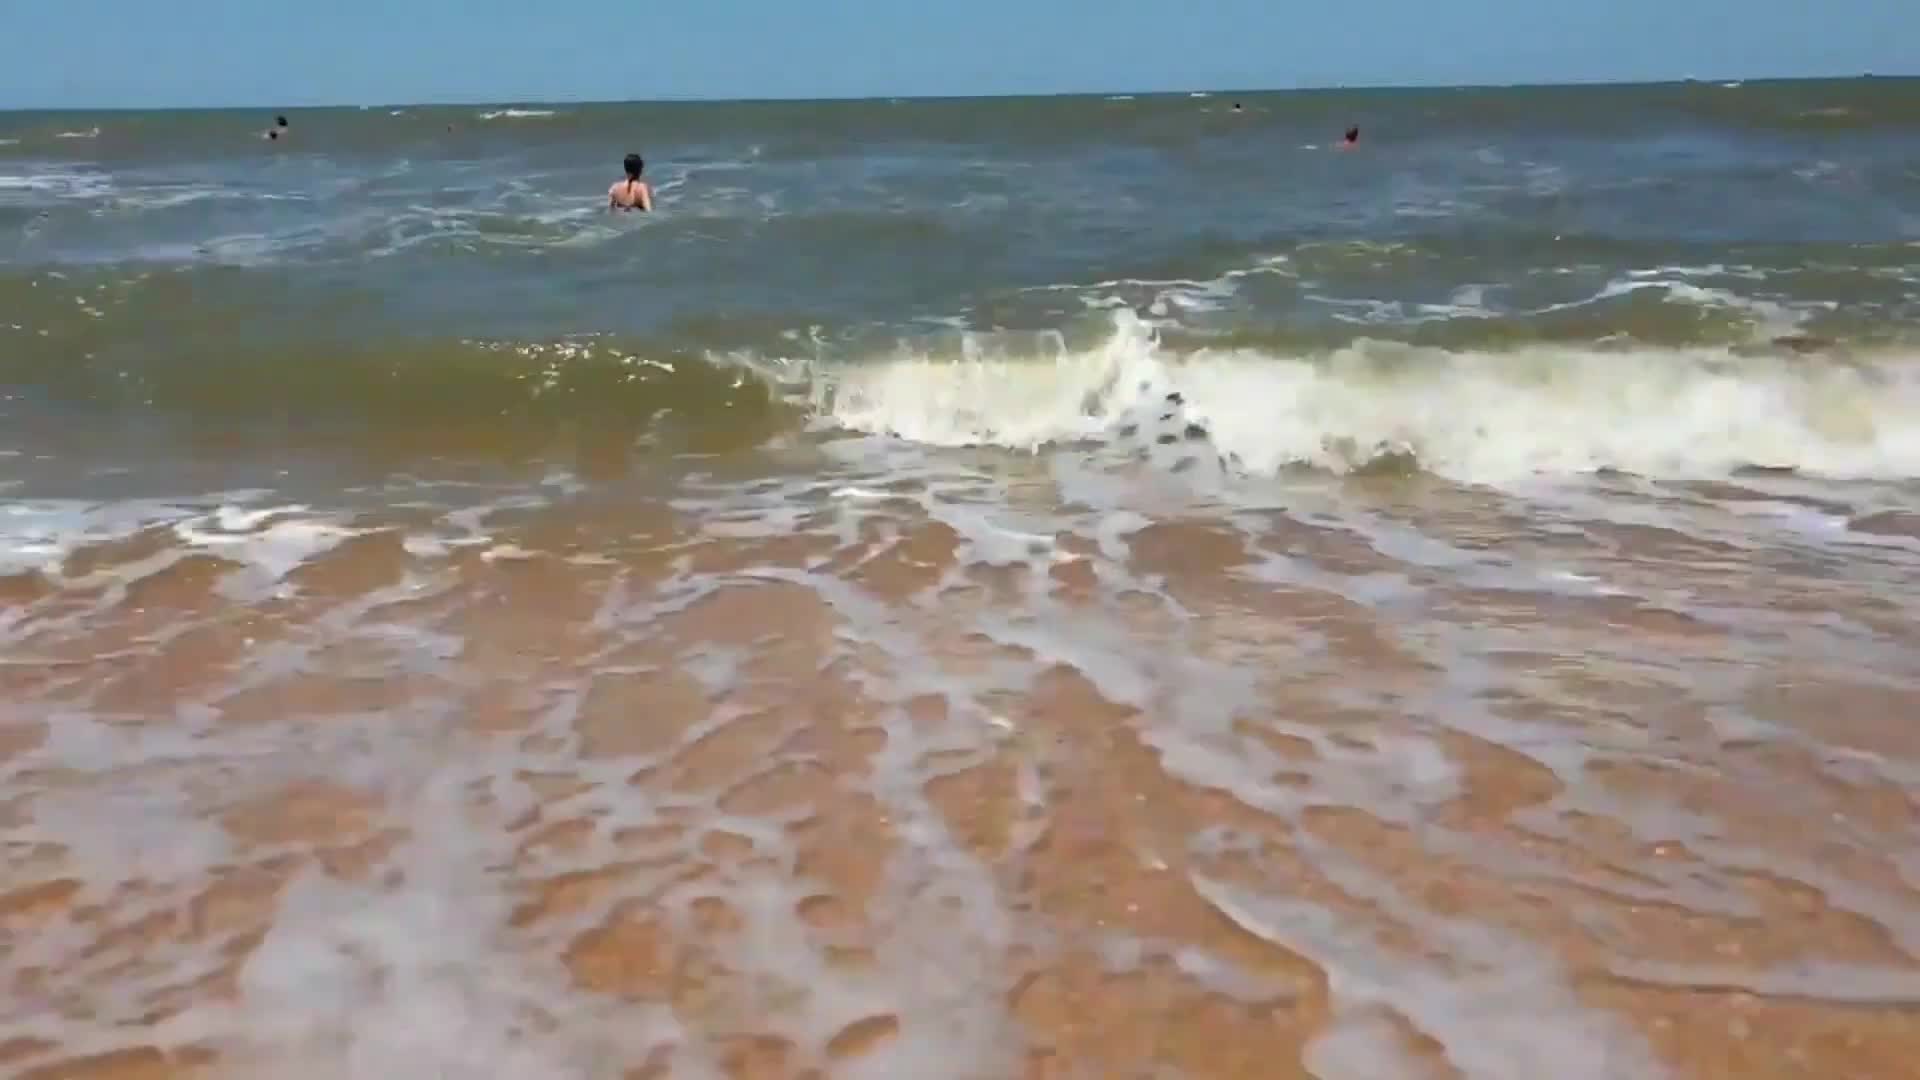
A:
2 0 1914 110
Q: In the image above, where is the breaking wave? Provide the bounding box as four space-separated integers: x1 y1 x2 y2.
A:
815 313 1920 484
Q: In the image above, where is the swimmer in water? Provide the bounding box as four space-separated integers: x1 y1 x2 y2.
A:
264 115 289 141
1338 125 1360 149
608 153 653 212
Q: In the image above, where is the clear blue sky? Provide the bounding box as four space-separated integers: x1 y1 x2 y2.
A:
3 0 1913 109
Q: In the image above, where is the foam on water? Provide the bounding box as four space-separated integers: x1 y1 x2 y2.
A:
1304 270 1833 336
6 427 1920 1077
815 311 1920 484
1192 872 1664 1080
0 168 115 205
1019 257 1295 311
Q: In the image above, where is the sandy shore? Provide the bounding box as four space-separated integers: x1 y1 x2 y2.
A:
5 467 1920 1079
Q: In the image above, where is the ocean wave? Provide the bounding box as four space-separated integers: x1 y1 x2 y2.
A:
813 312 1920 484
0 324 792 448
0 170 114 201
1304 273 1831 340
8 283 1919 483
477 109 557 121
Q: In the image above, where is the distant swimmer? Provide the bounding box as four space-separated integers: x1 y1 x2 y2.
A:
264 115 289 141
609 153 653 212
1338 125 1360 149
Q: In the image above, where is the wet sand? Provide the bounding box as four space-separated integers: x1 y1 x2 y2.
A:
4 454 1920 1079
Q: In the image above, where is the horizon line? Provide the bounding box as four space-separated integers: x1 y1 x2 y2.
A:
2 71 1912 115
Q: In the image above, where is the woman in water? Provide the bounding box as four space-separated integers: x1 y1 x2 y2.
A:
609 153 654 212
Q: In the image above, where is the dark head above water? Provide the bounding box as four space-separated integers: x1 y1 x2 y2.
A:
276 115 289 128
1345 126 1360 143
624 153 644 179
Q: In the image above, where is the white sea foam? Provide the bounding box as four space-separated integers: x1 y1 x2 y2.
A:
478 109 558 121
1306 271 1829 337
1617 276 1831 336
0 169 114 203
7 406 1920 1077
1192 872 1665 1080
0 498 371 598
1018 257 1293 325
0 498 202 576
814 311 1920 484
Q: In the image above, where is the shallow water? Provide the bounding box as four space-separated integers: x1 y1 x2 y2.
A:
4 80 1920 1079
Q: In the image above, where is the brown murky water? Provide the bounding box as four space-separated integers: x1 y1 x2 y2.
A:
5 436 1920 1080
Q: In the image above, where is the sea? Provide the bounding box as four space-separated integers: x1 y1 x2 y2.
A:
4 79 1920 1079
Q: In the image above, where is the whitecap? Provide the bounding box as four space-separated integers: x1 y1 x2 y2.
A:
814 310 1920 486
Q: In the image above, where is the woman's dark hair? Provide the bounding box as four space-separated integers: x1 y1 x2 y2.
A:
276 115 289 127
623 153 644 178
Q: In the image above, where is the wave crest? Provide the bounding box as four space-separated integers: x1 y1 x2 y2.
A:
814 312 1920 483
